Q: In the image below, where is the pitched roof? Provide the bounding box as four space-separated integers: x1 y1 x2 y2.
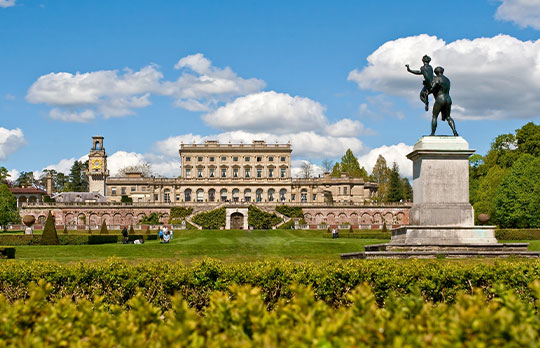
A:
9 187 46 195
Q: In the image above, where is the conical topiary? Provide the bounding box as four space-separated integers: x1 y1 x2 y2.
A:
129 225 135 235
100 221 108 234
63 225 68 234
41 211 59 245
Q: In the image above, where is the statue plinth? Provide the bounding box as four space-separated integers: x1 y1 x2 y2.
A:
342 136 539 259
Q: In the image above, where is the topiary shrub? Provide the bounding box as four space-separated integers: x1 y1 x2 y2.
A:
41 211 59 245
63 226 68 234
129 225 135 235
382 221 388 232
100 221 108 234
349 225 353 233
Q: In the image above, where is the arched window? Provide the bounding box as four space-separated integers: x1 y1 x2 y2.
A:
164 189 171 203
268 189 275 202
279 189 287 202
301 189 308 202
244 189 251 202
232 188 240 202
196 189 204 202
220 189 228 202
184 189 192 202
256 189 263 203
208 189 216 202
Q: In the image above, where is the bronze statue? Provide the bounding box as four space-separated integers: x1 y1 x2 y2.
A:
430 66 458 136
406 55 433 111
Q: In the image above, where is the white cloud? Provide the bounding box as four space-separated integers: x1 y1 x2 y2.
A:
7 169 19 181
348 34 540 120
495 0 540 29
42 154 88 175
203 91 328 133
27 66 162 121
155 130 364 161
291 159 324 178
0 0 15 8
357 143 413 178
163 53 265 111
0 127 26 160
326 118 370 137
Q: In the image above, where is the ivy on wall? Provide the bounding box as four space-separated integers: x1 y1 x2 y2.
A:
248 205 282 229
192 207 226 229
275 205 303 218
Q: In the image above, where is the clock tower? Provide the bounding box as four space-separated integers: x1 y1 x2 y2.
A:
88 136 109 196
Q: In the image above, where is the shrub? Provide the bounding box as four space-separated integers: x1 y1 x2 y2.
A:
280 220 295 229
120 195 133 203
63 226 68 234
0 246 15 259
170 207 193 219
382 221 388 232
275 205 303 218
40 211 59 245
495 229 540 240
248 205 282 229
140 213 162 225
129 225 135 235
100 221 108 235
192 207 226 229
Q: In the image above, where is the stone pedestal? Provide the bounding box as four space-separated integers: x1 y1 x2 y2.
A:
342 136 539 259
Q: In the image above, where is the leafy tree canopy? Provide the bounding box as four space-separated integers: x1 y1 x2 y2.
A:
0 183 20 230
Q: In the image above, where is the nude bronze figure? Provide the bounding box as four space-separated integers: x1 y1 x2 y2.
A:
406 55 433 111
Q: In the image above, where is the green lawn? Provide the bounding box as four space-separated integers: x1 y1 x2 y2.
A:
12 229 389 263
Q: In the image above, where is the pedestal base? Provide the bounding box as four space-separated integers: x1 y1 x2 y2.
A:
389 225 497 244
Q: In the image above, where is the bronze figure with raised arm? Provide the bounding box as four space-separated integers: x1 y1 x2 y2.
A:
406 55 433 111
430 66 458 136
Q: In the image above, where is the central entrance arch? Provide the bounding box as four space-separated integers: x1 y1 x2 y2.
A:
230 212 244 229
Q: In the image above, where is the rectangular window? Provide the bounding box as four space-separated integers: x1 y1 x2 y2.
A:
154 194 158 201
176 194 180 201
257 156 262 162
245 156 250 161
198 156 203 162
111 187 117 195
233 168 239 178
198 169 203 178
210 168 215 178
210 156 214 162
291 194 296 201
221 168 227 178
313 194 317 201
185 168 191 177
121 187 126 195
281 156 286 162
245 169 250 178
344 187 348 194
233 156 239 162
131 186 136 192
268 168 274 178
221 156 226 161
185 156 191 162
257 168 262 178
280 168 286 178
269 156 274 161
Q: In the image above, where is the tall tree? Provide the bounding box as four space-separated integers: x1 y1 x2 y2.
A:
516 121 540 157
0 167 9 184
330 149 368 179
321 159 334 173
371 155 390 201
15 171 35 187
473 165 506 224
300 162 313 179
0 183 20 230
401 178 413 202
69 161 89 192
386 162 403 202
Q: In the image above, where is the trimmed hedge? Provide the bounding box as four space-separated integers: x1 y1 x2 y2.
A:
1 280 540 347
41 211 59 245
0 235 119 246
0 246 15 259
322 231 392 239
496 229 540 240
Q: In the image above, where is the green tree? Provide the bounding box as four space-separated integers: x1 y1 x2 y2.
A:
495 154 540 228
330 163 341 177
69 161 89 192
401 178 413 202
41 211 59 245
371 155 390 201
0 183 20 230
331 149 368 179
386 162 403 202
99 220 108 235
484 133 518 169
472 165 506 224
0 167 9 184
15 171 35 187
516 121 540 157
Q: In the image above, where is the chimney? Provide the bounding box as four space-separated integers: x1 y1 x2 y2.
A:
46 173 53 195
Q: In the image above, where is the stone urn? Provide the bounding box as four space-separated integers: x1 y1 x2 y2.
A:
477 214 490 225
22 215 35 235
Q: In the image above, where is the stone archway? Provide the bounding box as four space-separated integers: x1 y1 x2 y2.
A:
230 212 244 229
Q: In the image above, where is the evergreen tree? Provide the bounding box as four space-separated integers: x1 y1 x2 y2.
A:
330 163 341 177
0 167 9 184
69 161 89 192
100 220 108 234
41 211 59 245
330 149 368 179
15 171 35 187
0 183 20 230
401 178 413 202
386 162 403 202
372 155 390 201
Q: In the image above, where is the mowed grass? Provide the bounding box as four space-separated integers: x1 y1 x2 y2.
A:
12 229 389 263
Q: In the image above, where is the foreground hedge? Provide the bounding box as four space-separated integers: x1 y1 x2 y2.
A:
0 246 15 259
496 229 540 240
2 259 540 311
0 235 118 246
1 280 540 347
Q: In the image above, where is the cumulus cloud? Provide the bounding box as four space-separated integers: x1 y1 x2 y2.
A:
291 159 324 178
26 53 263 121
0 0 16 8
495 0 540 29
326 118 371 136
203 91 328 133
42 155 89 175
155 130 364 161
357 143 413 178
0 127 26 160
348 34 540 120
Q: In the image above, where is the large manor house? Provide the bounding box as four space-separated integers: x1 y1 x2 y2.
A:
20 136 410 229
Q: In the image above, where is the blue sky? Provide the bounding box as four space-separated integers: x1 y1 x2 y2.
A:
1 0 540 179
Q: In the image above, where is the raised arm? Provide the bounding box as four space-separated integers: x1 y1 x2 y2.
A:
405 64 422 75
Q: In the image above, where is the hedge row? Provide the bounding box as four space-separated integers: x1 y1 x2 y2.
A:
0 247 15 259
2 259 540 311
1 280 539 347
322 231 392 239
0 235 119 246
495 229 540 240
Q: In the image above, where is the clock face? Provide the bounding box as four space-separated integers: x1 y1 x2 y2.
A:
91 159 102 169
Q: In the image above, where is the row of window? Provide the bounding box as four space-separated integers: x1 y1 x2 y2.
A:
158 188 314 203
184 156 287 163
111 186 144 195
185 167 287 179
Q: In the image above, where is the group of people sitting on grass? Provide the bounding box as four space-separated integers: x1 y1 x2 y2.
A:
158 225 173 243
121 226 145 245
